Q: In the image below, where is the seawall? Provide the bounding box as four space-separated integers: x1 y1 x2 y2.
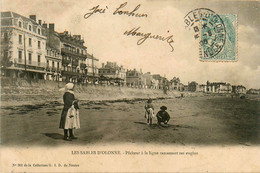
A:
1 78 187 107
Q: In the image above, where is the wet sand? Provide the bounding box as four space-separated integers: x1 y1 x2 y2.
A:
1 96 259 146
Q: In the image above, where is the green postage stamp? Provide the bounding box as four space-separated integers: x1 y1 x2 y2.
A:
184 8 237 62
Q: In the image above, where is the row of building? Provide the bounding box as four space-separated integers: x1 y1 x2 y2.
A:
0 11 171 88
186 81 247 94
1 11 98 83
0 11 249 94
98 62 168 89
0 11 176 89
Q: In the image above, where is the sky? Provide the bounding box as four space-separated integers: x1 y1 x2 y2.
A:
1 0 260 89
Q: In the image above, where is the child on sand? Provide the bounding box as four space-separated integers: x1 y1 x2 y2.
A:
144 98 155 125
156 106 170 126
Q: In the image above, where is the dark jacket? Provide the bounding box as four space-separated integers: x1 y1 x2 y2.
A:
156 110 170 122
59 92 75 129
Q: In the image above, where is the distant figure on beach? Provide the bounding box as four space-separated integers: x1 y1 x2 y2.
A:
156 106 170 126
59 83 80 141
144 98 155 125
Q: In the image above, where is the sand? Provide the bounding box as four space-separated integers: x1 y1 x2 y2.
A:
1 94 259 146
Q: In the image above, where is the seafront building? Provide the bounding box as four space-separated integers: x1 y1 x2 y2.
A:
43 23 62 81
1 12 47 79
58 31 88 83
0 11 99 84
126 69 146 88
205 81 232 93
152 74 168 89
98 62 126 86
169 77 185 91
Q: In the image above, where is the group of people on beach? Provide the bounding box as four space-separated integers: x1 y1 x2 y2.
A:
144 98 170 126
59 83 171 141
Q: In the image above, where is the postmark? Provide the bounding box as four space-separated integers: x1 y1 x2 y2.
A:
184 8 237 62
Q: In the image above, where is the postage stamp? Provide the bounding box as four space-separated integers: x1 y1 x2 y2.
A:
184 8 237 62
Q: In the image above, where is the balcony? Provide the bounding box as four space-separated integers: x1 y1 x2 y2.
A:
62 58 71 65
14 58 46 68
62 70 80 76
61 48 87 58
72 60 79 67
45 66 61 73
51 67 57 72
80 63 87 69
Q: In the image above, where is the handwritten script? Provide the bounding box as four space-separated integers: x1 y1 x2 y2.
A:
84 2 148 19
84 2 174 52
124 27 174 52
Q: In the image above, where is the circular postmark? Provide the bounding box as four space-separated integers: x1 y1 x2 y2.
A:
184 8 226 59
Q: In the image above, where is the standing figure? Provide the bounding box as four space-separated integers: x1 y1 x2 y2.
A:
156 106 170 126
144 98 155 125
59 83 80 141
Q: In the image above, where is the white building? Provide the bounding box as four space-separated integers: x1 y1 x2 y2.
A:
1 12 47 79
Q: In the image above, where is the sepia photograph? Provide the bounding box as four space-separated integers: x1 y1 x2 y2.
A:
0 0 259 172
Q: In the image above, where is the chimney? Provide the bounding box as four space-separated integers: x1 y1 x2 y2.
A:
102 63 104 68
29 15 36 21
38 20 42 25
42 23 47 28
49 23 55 32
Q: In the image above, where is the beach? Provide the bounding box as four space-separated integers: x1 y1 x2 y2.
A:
1 93 259 146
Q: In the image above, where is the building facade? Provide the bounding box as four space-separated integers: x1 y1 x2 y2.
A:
98 62 126 86
205 81 232 93
152 74 168 89
126 69 145 88
1 12 47 79
43 23 62 81
170 77 185 91
58 31 88 83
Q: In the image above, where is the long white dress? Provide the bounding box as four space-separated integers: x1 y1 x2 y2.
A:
64 102 80 129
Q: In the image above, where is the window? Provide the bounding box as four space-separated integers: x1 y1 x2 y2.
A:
38 41 41 49
47 60 49 67
18 51 22 60
38 28 41 35
29 38 32 46
28 53 32 64
4 32 8 42
52 61 54 68
29 25 32 31
19 21 22 28
38 55 41 63
57 62 59 70
4 51 8 59
19 35 22 44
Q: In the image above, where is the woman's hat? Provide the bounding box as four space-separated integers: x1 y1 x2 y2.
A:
160 106 167 110
66 83 74 90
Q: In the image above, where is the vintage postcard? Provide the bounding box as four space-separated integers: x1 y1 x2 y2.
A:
0 0 259 172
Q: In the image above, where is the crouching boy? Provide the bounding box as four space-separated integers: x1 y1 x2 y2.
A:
156 106 170 126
